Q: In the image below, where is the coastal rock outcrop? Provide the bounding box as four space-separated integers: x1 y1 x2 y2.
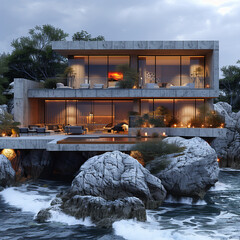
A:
36 151 166 227
211 102 240 168
71 151 167 208
0 154 15 187
146 137 219 199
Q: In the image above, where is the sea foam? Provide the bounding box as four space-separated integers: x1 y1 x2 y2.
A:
113 219 213 240
0 185 94 226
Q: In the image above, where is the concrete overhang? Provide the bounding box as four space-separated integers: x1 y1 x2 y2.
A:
28 88 219 99
52 40 218 58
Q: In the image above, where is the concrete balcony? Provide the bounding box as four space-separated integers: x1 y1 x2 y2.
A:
28 88 219 99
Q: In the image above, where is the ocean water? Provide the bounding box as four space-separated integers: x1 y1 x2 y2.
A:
0 169 240 240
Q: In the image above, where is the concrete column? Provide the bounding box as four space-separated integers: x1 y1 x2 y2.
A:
14 78 41 127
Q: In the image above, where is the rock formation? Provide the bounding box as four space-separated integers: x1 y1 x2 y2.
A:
0 154 15 187
36 151 167 227
71 151 166 208
146 137 219 199
211 102 240 168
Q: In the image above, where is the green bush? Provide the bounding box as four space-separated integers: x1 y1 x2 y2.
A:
116 64 139 89
149 117 165 127
205 111 224 128
132 139 185 163
0 112 20 136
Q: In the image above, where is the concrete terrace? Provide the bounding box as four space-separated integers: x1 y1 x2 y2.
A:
0 127 226 152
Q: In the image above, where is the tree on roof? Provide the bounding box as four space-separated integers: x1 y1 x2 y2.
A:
72 30 105 41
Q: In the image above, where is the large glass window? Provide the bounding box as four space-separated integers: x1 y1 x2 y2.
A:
181 56 204 88
113 100 134 124
69 57 88 88
154 99 174 126
138 56 205 88
141 99 154 115
45 100 65 124
138 56 155 87
93 100 112 127
156 56 181 87
77 100 92 126
89 56 108 88
175 99 195 126
66 100 77 125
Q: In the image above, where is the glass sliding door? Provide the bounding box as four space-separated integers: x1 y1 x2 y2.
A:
175 99 195 126
108 56 129 87
113 100 134 125
45 100 66 125
154 99 174 126
141 99 154 115
138 56 155 87
156 56 180 87
66 100 77 125
89 56 108 88
69 56 88 88
181 56 204 88
77 100 92 127
93 100 112 128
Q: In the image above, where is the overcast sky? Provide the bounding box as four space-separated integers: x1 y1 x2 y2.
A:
1 0 240 72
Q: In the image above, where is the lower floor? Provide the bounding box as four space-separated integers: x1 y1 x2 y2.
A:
28 98 212 130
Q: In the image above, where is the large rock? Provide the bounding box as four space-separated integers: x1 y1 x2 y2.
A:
62 195 146 228
36 195 146 228
146 137 219 199
0 154 15 187
71 151 167 208
211 102 240 168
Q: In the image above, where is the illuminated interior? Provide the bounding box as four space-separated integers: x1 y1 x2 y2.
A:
138 56 205 88
69 56 129 88
44 99 205 129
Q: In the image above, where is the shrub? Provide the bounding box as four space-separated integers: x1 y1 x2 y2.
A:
132 139 185 163
205 111 224 128
149 117 165 127
116 64 139 89
0 112 20 136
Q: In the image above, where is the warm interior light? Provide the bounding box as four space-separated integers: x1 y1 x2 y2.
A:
144 132 148 136
162 132 166 136
108 72 123 81
174 124 177 128
2 133 6 137
1 149 16 161
217 158 220 162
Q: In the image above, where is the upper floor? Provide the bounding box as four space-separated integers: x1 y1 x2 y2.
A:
52 40 219 94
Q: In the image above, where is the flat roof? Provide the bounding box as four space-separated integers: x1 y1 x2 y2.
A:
52 40 218 57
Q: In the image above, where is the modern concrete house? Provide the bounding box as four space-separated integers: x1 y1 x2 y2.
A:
13 40 225 138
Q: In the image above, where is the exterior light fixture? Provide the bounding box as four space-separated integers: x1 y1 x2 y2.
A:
144 132 148 136
162 132 166 136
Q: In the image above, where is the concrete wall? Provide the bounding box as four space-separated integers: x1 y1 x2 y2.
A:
128 127 226 138
14 78 41 127
28 88 219 99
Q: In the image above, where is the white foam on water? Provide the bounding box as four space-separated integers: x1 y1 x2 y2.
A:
48 210 95 226
113 219 213 240
209 181 230 192
0 187 52 214
164 195 207 205
0 185 94 227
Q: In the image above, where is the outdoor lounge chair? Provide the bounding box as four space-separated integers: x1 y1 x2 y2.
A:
64 126 86 135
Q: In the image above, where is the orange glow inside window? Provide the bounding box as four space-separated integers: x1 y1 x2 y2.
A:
108 72 123 81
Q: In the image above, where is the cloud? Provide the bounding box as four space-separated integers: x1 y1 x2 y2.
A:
0 0 240 70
